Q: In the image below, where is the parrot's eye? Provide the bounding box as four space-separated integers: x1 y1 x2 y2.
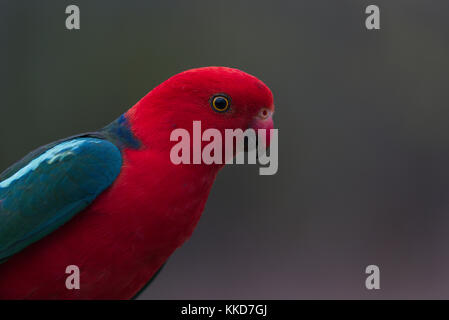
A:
211 95 230 113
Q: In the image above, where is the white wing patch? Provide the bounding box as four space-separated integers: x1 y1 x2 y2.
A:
0 139 101 189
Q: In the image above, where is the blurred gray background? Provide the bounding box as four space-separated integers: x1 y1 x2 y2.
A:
1 0 449 299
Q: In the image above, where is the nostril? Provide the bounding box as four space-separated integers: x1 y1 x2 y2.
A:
259 108 270 120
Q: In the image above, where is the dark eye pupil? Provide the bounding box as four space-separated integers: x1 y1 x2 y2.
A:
214 97 227 109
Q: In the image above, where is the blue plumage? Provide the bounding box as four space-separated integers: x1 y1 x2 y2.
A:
0 138 122 260
101 114 142 150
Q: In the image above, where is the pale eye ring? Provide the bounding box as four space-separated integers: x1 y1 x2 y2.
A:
211 95 230 113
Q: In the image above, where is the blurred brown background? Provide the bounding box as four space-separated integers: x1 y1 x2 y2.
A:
1 0 449 299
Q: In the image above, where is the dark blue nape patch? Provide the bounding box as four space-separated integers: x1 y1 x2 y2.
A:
101 114 142 150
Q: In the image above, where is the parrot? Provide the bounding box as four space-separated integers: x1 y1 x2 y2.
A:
0 66 275 299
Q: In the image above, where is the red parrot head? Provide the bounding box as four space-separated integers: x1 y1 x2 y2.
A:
127 67 275 164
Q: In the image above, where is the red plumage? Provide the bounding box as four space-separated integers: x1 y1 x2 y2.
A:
0 67 274 299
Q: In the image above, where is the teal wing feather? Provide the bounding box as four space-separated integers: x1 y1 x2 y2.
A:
0 137 122 260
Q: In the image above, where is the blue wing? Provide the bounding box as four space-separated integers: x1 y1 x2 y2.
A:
0 137 122 260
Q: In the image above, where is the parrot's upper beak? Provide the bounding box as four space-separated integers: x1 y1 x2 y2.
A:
245 107 274 152
250 108 274 146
